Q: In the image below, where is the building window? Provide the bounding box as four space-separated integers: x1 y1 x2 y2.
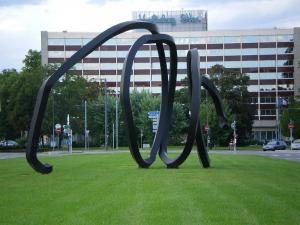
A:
259 35 276 42
48 38 64 45
259 72 277 79
100 51 117 58
241 35 259 43
134 62 150 69
116 38 134 45
48 51 65 58
242 61 258 68
207 49 223 56
207 36 223 44
260 85 276 91
260 96 276 103
277 47 293 54
277 60 293 66
224 48 241 56
83 63 99 70
248 85 259 92
260 60 276 67
259 48 276 55
224 61 241 68
174 37 190 44
224 36 241 43
278 72 293 79
247 73 259 80
277 34 293 42
65 38 82 45
242 48 258 55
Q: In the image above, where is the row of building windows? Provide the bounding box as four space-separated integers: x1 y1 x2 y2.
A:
63 60 293 70
253 131 276 142
250 97 277 104
248 84 294 92
254 109 277 116
48 47 293 58
48 34 293 46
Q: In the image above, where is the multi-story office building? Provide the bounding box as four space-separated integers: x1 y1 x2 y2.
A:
41 10 300 142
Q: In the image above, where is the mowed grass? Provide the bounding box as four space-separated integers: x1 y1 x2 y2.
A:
1 152 300 225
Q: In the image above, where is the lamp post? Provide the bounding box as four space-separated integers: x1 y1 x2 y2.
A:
52 90 61 150
100 78 108 150
84 100 87 151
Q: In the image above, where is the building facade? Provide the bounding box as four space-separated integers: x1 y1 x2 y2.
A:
41 14 300 142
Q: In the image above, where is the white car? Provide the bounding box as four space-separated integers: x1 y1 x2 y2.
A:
291 139 300 150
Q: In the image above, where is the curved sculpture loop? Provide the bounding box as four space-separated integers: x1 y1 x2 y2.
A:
26 21 228 174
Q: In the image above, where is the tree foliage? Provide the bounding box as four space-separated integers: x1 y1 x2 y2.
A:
209 65 255 145
280 98 300 139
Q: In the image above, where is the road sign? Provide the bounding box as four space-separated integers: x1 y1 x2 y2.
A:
148 111 160 118
231 121 236 129
204 124 209 132
55 123 61 134
288 123 294 129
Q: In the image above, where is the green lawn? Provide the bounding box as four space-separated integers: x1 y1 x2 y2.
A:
0 152 300 225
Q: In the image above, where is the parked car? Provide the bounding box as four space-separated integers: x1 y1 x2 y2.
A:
291 139 300 150
0 140 18 147
263 140 287 151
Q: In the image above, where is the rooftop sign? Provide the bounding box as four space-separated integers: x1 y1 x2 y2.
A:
133 10 208 32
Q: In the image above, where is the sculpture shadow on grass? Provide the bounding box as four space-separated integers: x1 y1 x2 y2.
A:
26 21 229 174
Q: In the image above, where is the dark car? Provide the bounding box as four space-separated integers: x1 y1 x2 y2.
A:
0 140 18 147
263 140 287 151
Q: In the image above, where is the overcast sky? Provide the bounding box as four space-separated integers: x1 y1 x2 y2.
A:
1 0 300 71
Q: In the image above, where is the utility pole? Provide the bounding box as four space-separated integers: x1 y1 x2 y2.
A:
205 90 209 150
112 123 115 149
141 129 143 149
84 100 87 151
288 119 294 150
99 78 108 150
231 120 237 153
116 98 118 149
52 96 55 151
104 79 108 151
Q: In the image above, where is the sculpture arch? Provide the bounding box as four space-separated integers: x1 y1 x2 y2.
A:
26 21 228 174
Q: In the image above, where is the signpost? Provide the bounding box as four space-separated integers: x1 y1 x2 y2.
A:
288 120 294 150
204 123 210 150
231 121 237 153
148 111 160 133
55 123 61 150
204 124 209 132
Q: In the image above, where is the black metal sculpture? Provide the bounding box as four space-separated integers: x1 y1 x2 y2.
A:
26 21 228 174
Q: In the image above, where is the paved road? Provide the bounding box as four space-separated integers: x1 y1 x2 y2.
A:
1 150 300 163
209 150 300 163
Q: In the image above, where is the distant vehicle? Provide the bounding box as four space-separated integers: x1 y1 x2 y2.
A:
263 140 287 151
291 139 300 150
0 140 18 147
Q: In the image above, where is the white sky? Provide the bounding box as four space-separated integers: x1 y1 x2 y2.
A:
1 0 300 71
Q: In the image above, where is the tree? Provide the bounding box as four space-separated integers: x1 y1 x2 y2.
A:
209 65 255 145
199 98 234 146
0 51 48 140
280 98 300 139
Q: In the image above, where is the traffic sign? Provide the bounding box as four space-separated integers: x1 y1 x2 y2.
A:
55 123 62 134
148 111 160 118
288 123 294 129
204 124 209 132
231 121 236 129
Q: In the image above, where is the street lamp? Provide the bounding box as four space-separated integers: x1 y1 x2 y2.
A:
52 90 61 150
99 78 108 150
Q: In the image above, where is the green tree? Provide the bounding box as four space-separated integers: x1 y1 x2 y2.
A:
280 98 300 139
209 65 255 145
